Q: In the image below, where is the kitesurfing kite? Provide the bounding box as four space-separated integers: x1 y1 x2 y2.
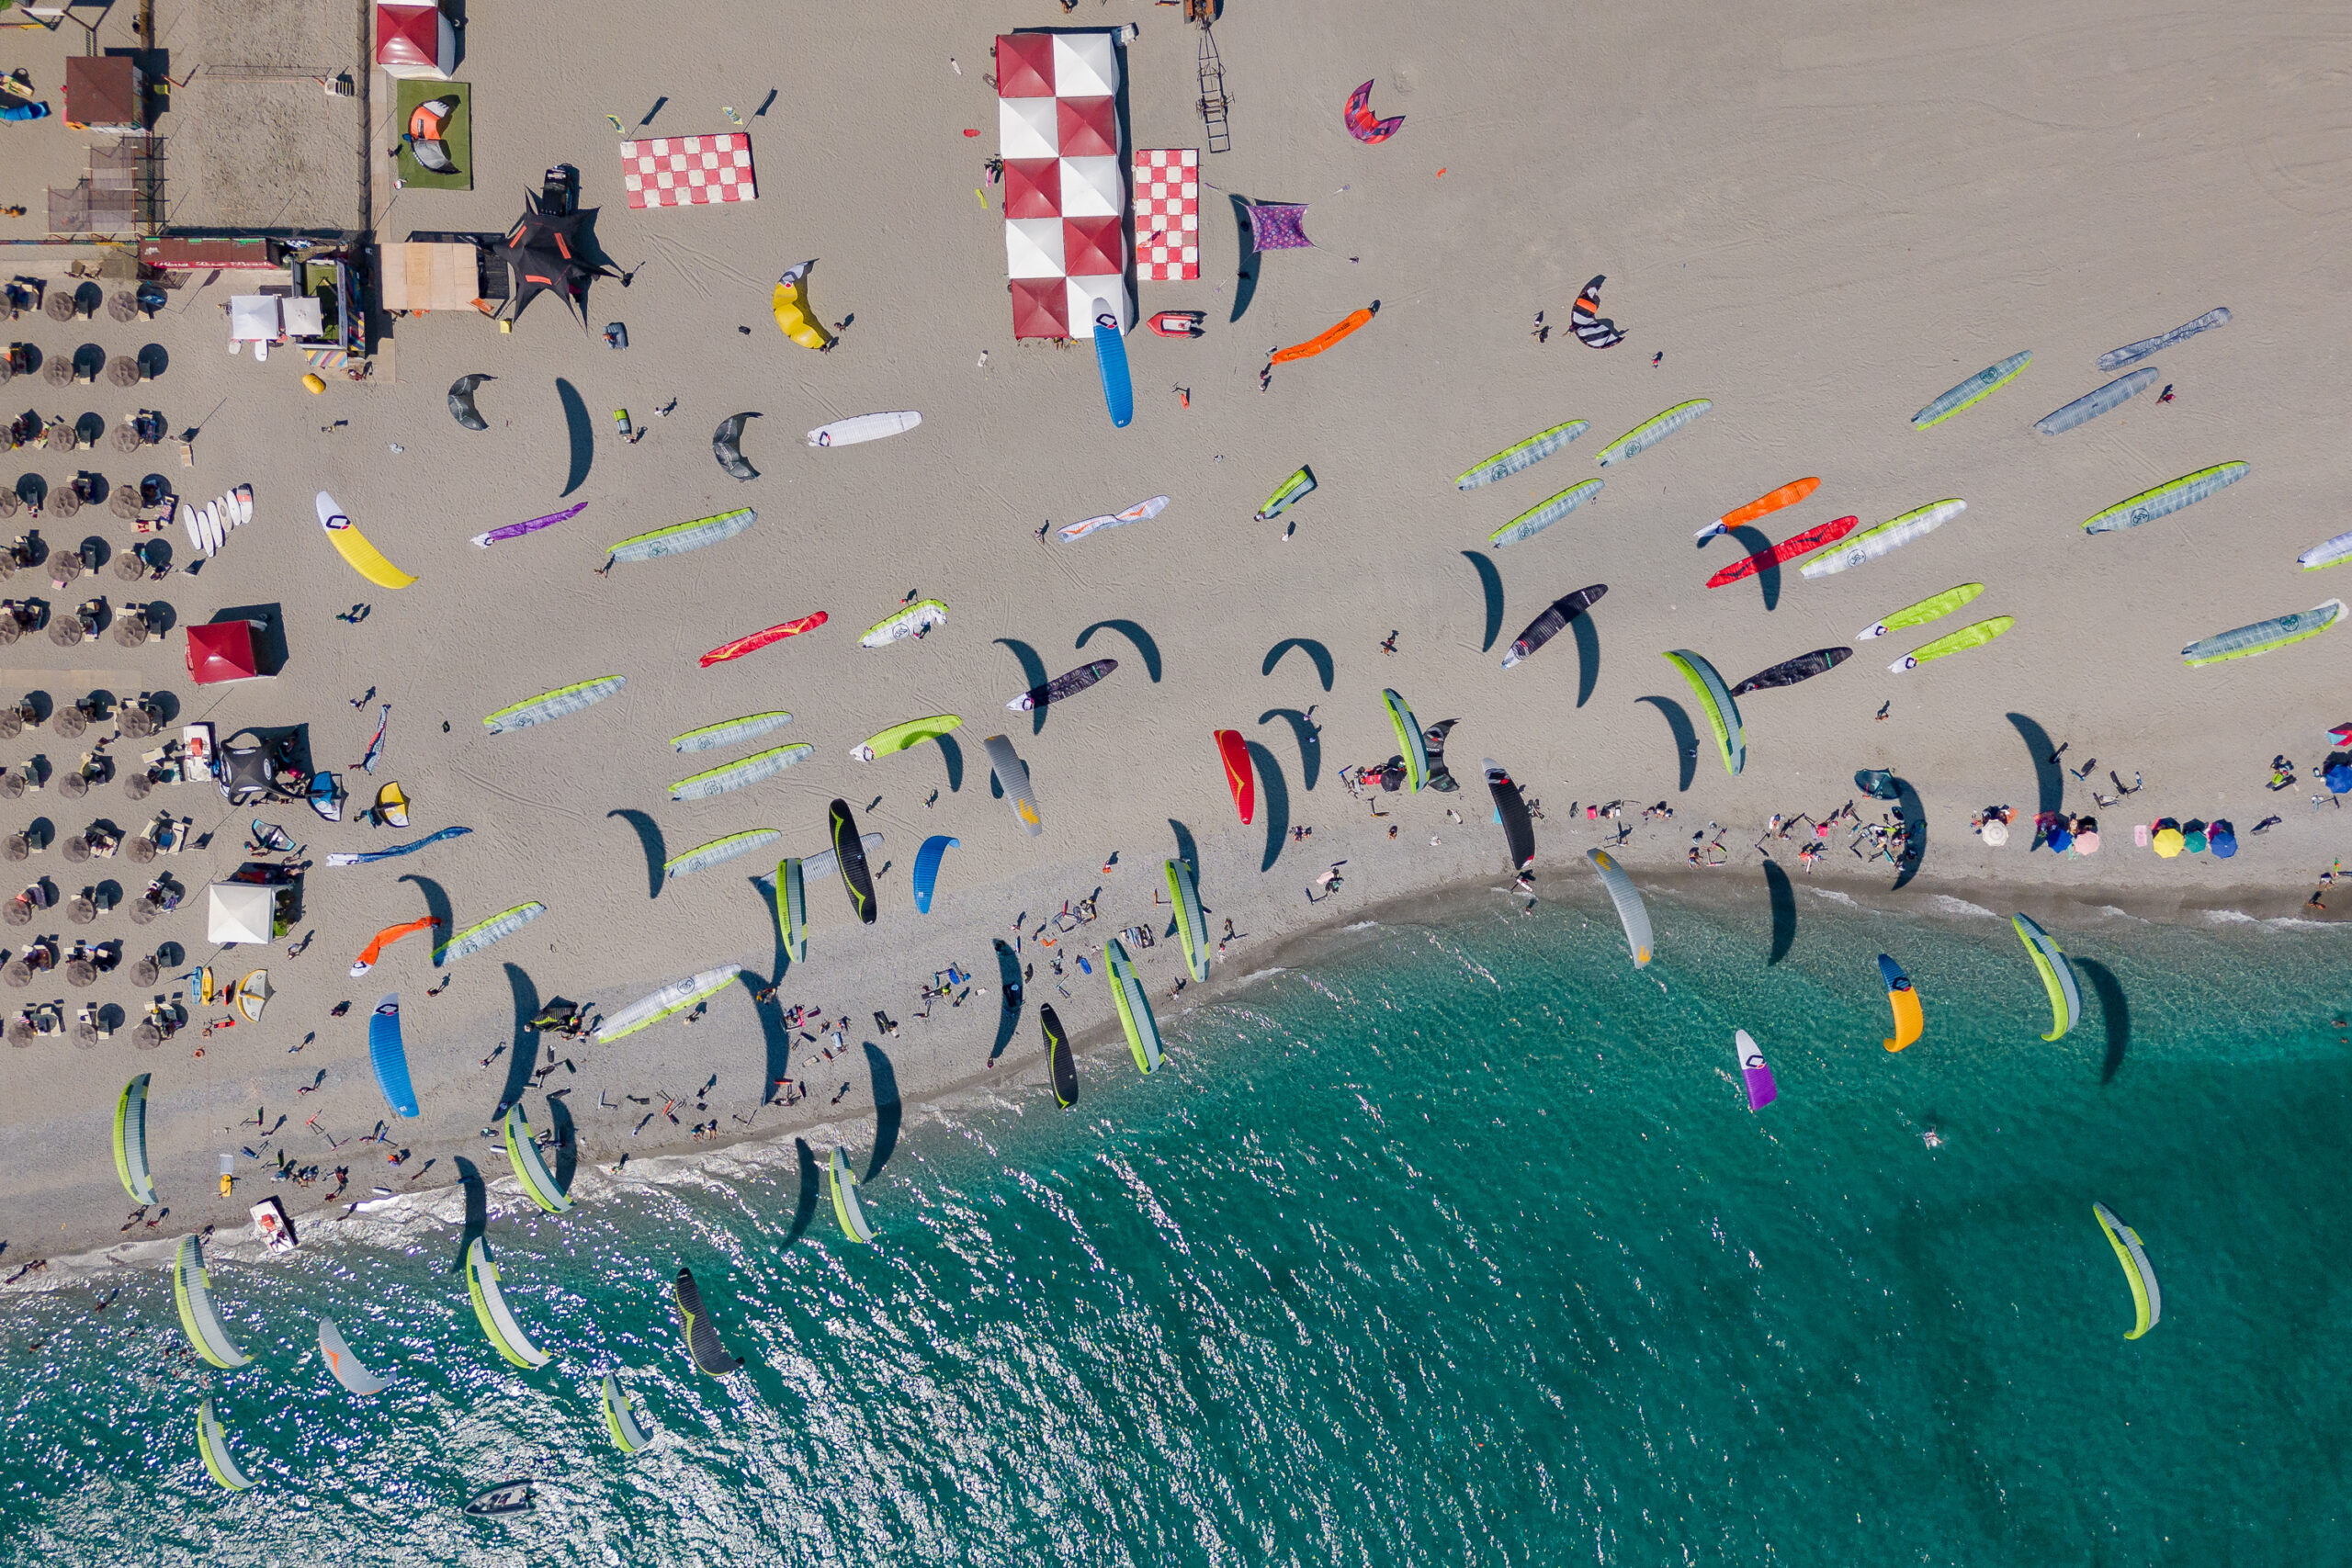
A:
712 412 761 481
2010 912 2080 1041
1485 761 1535 880
1662 649 1746 775
2091 1202 2162 1338
1271 303 1376 365
1570 276 1626 348
1343 79 1404 143
1879 954 1923 1051
447 374 492 432
700 613 825 667
771 261 833 351
1214 729 1254 824
407 95 460 175
472 501 585 549
1735 1030 1778 1111
1586 848 1652 967
350 916 443 977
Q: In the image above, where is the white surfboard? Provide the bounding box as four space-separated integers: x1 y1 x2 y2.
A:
198 502 221 556
179 501 199 550
808 412 921 448
231 484 254 527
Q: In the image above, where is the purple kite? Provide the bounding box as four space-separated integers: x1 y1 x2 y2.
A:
1344 80 1404 144
472 502 587 548
1736 1029 1778 1111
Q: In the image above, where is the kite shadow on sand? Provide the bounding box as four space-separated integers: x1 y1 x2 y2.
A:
1459 552 1504 652
450 1156 488 1274
498 961 543 1112
864 1041 899 1181
1262 637 1333 692
1571 610 1600 707
606 807 665 899
786 1138 820 1243
2078 957 2131 1084
1762 859 1795 964
1891 777 1927 892
1725 525 1782 613
398 874 452 964
1247 739 1290 872
2005 713 2065 818
933 733 965 794
989 938 1023 1064
1259 707 1320 792
1227 194 1260 323
556 378 593 497
1635 694 1699 792
546 1095 578 1191
994 637 1050 735
744 888 792 1101
1078 618 1161 682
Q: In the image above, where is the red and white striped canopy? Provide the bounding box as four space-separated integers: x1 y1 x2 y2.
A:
997 30 1131 341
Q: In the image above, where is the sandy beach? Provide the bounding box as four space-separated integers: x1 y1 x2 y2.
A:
2 0 2347 1274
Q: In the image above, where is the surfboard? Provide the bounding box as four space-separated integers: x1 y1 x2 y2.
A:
1059 496 1169 542
851 715 961 761
314 491 418 589
699 612 827 667
1214 728 1253 825
807 412 922 448
231 485 254 527
1705 517 1858 588
1091 298 1134 428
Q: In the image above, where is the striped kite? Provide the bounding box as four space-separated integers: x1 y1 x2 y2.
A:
1570 276 1626 349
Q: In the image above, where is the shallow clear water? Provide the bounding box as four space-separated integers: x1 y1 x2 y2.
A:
5 888 2348 1565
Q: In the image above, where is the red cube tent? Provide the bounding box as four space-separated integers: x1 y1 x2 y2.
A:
185 621 261 684
375 3 455 79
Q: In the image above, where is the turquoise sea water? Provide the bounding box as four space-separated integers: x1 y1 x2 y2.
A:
4 887 2348 1565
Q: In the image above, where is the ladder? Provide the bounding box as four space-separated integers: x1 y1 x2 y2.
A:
1196 28 1231 155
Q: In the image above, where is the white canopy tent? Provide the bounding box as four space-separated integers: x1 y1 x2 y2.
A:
208 884 276 946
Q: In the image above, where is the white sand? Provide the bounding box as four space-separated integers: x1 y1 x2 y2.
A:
4 0 2346 1270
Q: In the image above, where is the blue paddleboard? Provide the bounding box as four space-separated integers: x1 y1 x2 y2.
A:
1091 298 1134 428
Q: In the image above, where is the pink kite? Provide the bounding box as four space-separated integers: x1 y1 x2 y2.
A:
1344 81 1404 144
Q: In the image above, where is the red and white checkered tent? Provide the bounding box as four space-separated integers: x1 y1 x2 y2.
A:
619 133 759 210
997 29 1131 341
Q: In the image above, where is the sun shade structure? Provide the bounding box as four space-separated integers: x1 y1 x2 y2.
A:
1244 202 1314 250
375 2 455 78
997 28 1132 340
207 883 277 945
493 190 616 329
185 621 262 684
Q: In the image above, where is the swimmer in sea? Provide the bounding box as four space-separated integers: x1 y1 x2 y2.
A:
1921 1126 1943 1149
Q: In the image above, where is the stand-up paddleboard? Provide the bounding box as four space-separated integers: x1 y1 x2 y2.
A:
1213 728 1253 824
1009 659 1115 711
699 612 826 667
1059 496 1168 542
1256 466 1316 521
1703 476 1818 535
463 1481 537 1517
1705 517 1857 588
851 715 961 761
829 799 878 923
472 502 586 548
861 600 946 648
982 734 1044 836
315 491 417 589
231 485 254 527
1453 420 1585 491
1728 647 1849 695
807 412 921 448
1040 1003 1078 1108
1799 500 1964 579
1501 585 1606 670
2034 367 2160 435
1488 479 1602 548
1911 351 2030 430
1091 298 1134 428
1857 583 1984 641
1890 615 2014 672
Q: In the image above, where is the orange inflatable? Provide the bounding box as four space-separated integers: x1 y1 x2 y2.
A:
1270 303 1377 365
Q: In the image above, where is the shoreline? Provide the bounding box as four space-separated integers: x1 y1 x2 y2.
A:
8 837 2336 1290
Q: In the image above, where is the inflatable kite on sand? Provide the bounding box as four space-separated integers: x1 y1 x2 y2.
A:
1271 303 1376 365
1343 80 1404 143
771 261 834 351
1569 276 1626 348
350 917 442 977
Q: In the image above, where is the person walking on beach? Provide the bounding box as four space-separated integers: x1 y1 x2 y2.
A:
1379 630 1398 655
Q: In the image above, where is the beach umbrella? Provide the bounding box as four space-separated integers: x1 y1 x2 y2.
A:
2326 761 2352 795
2152 827 2184 859
2208 822 2235 858
1982 818 2008 846
64 957 95 987
2049 828 2074 854
2185 829 2207 853
2074 830 2100 855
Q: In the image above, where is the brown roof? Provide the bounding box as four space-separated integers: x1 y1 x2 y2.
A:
64 57 139 129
